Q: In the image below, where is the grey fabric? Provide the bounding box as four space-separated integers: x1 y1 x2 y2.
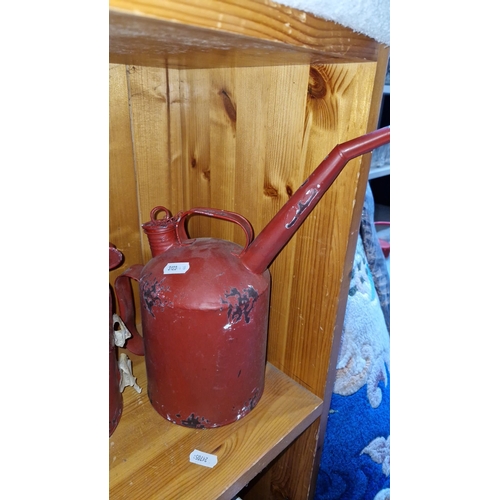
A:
359 183 390 332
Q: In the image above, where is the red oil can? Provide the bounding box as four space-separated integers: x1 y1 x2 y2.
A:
115 127 390 428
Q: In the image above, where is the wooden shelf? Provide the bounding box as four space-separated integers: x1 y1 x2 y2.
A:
109 0 381 68
110 353 323 500
109 1 389 497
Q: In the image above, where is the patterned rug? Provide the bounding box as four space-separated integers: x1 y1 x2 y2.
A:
314 184 390 500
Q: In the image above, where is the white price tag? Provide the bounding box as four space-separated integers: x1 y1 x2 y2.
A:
163 262 190 274
189 449 218 468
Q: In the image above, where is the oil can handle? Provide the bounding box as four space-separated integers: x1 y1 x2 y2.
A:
114 265 145 356
109 244 123 270
175 207 254 250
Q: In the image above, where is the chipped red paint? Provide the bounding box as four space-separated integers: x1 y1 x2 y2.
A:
139 234 270 428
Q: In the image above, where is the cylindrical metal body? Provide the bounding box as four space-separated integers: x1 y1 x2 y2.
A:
138 238 270 428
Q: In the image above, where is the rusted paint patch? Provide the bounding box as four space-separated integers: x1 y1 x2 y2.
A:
180 413 210 429
221 286 258 325
247 388 260 410
285 188 319 228
236 387 261 419
140 273 171 317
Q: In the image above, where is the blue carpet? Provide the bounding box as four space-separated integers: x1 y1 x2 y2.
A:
315 373 390 500
314 219 390 500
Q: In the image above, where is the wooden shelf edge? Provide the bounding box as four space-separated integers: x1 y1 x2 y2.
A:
109 0 381 69
110 353 323 500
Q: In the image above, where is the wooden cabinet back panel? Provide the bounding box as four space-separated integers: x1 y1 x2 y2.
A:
109 61 377 393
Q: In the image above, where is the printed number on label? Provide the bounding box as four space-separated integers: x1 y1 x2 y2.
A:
163 262 190 274
189 449 218 468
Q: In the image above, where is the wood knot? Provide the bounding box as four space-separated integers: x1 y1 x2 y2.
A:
308 67 327 99
219 89 237 122
203 169 211 181
263 184 279 198
286 185 293 198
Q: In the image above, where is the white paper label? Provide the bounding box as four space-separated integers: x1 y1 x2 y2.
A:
189 449 218 468
163 262 190 274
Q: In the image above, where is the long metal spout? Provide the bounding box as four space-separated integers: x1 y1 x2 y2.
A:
239 127 390 275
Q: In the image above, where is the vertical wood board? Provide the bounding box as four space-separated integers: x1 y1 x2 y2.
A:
109 63 143 285
127 65 172 263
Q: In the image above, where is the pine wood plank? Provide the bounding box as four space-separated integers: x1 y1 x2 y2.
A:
238 420 321 499
267 62 379 394
170 65 311 248
109 0 381 69
237 61 380 499
109 354 322 500
109 63 143 284
127 65 174 263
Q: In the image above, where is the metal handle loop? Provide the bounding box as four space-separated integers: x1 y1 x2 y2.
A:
175 207 254 250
